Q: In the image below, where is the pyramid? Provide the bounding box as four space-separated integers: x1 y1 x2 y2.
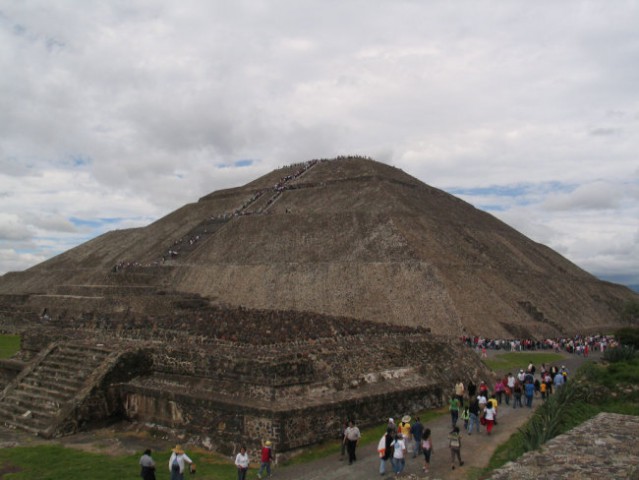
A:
0 156 636 338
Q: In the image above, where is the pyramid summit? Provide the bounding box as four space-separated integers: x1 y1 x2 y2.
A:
0 156 636 337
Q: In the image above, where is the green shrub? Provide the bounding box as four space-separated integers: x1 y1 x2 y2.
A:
603 344 637 363
620 302 639 325
615 326 639 348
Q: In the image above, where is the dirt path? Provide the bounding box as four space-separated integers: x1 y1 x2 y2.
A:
271 349 596 480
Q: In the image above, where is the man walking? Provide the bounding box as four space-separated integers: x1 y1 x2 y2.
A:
343 420 361 465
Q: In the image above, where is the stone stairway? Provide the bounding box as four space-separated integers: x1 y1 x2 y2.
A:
0 342 117 437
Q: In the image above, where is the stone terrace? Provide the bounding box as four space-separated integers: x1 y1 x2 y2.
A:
489 412 639 479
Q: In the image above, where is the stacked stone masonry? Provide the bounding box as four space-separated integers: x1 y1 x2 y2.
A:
489 413 639 479
1 303 493 453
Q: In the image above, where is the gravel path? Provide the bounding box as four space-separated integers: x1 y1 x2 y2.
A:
271 349 597 480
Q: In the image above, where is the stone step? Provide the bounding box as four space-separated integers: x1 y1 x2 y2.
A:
0 405 50 433
25 369 85 389
54 345 111 357
0 397 57 419
31 367 86 383
22 376 82 394
8 389 65 411
15 382 73 401
40 356 97 373
2 393 61 415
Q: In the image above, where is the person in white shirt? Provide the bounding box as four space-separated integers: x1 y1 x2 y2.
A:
168 445 193 480
392 433 407 475
235 446 249 480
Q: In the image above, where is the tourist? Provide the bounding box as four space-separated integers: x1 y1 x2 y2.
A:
391 433 407 475
344 419 361 465
494 378 505 404
513 380 523 408
455 380 465 407
506 372 516 405
484 402 496 435
467 397 481 435
479 380 489 398
540 379 548 401
477 390 488 410
387 417 396 432
339 419 348 460
421 428 433 474
448 426 464 470
449 395 460 428
461 406 470 431
524 381 536 407
235 446 249 480
467 379 477 398
257 440 274 479
398 415 412 454
378 428 394 475
410 416 424 458
169 445 193 480
488 393 499 424
554 369 565 389
139 449 156 480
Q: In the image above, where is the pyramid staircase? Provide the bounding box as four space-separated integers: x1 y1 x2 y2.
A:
0 342 120 437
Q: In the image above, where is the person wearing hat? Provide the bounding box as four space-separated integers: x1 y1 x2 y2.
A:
398 415 412 455
257 440 274 479
169 445 193 480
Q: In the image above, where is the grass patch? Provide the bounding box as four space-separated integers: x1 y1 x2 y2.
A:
0 445 240 480
483 351 565 373
0 334 21 359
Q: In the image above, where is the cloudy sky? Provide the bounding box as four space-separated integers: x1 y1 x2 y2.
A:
1 1 638 289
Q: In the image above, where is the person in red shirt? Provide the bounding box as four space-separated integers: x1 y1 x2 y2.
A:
257 440 274 479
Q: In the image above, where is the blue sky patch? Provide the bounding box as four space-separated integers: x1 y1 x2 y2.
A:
70 217 122 228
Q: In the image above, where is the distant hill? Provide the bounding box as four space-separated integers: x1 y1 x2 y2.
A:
0 156 636 338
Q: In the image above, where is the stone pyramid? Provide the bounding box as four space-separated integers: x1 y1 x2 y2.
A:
0 156 636 338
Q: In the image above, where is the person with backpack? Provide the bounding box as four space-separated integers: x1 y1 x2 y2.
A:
257 440 274 479
168 445 193 480
377 428 394 475
448 426 464 470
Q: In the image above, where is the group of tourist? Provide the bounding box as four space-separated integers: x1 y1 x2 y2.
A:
366 356 571 476
135 355 569 479
462 334 615 354
138 441 275 480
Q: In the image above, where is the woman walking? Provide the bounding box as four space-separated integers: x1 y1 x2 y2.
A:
421 428 433 474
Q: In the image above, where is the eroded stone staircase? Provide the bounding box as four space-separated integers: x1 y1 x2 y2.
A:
0 342 118 437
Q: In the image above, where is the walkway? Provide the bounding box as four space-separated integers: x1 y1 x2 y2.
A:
272 349 596 480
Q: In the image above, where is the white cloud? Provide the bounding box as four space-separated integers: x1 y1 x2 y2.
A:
1 0 638 287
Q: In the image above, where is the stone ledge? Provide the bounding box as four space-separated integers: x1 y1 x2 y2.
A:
489 412 639 479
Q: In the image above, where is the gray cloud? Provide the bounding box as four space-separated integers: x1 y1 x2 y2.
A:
1 1 638 286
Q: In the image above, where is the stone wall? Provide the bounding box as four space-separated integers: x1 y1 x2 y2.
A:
117 380 445 454
489 412 639 479
3 304 494 453
0 359 23 390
